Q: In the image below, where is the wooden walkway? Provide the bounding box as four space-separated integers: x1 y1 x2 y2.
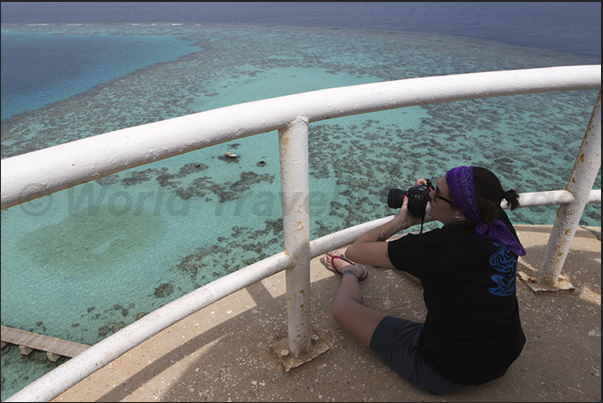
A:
1 326 90 362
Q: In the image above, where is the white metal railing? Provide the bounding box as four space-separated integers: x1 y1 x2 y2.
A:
2 66 601 401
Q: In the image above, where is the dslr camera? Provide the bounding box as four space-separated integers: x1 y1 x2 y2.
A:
387 180 434 217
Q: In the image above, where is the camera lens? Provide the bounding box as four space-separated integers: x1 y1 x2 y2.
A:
387 188 407 209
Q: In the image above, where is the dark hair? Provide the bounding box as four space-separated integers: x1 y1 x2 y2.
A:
473 167 520 223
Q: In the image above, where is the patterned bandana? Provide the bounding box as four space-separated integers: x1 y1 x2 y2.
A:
446 166 526 256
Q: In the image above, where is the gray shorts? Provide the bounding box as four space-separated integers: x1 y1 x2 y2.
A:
370 316 469 395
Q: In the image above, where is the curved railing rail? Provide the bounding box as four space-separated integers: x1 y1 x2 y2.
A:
2 66 601 401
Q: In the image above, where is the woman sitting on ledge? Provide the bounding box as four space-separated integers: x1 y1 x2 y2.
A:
325 166 526 394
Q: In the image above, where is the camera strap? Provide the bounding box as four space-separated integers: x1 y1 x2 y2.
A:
419 180 434 234
419 211 426 234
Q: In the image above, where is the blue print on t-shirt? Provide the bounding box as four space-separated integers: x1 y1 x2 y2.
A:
488 242 518 296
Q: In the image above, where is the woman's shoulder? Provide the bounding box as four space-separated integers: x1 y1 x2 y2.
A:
440 221 475 234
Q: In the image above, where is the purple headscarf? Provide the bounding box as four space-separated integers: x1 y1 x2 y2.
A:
446 166 526 256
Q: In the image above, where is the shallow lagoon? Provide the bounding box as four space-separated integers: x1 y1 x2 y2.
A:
1 23 600 399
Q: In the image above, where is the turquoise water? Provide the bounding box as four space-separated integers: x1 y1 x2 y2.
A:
1 23 601 399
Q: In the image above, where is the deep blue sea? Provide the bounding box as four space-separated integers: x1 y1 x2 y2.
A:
2 2 601 58
1 2 601 400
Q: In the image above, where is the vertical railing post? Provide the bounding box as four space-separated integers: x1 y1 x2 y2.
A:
278 115 312 355
538 91 602 288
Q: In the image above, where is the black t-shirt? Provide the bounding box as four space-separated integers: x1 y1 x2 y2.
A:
387 211 526 385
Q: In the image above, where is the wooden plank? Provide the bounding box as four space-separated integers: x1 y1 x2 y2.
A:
1 326 90 358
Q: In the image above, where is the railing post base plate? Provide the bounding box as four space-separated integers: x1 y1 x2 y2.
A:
518 271 575 292
270 329 329 372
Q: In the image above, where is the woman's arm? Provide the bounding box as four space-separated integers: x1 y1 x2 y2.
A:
345 196 421 268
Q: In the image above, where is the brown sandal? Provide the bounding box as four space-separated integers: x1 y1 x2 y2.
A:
325 250 368 281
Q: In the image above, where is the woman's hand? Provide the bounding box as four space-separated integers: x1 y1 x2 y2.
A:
394 196 415 230
395 195 426 230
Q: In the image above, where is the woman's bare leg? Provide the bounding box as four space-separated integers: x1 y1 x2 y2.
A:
328 253 387 348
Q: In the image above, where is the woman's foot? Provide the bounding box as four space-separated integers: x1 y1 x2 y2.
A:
325 250 368 281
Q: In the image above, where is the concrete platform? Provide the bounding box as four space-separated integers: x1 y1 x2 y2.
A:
53 225 601 402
